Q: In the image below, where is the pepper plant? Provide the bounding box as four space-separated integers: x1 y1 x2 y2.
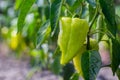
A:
17 0 120 80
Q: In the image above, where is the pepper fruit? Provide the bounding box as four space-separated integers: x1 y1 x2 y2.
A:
99 34 110 50
73 45 86 76
73 38 98 76
58 17 89 65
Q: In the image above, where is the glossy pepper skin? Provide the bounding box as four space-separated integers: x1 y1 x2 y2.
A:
73 45 86 76
58 17 89 65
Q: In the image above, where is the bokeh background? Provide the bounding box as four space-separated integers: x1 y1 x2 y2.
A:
0 0 120 80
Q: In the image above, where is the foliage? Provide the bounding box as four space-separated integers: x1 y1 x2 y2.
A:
1 0 120 80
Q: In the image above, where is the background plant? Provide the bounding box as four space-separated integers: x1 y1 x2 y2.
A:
1 0 120 80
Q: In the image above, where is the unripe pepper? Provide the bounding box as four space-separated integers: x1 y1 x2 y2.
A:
73 38 98 76
73 45 86 76
99 34 110 51
58 17 89 65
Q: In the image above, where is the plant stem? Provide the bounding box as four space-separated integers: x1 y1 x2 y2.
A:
89 10 99 31
86 7 99 50
89 30 107 36
63 3 73 16
90 29 115 39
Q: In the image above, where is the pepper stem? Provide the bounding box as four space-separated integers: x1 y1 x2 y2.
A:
86 7 99 50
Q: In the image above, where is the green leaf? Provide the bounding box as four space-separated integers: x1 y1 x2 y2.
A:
116 6 120 17
15 0 24 10
53 46 60 58
70 73 79 80
89 5 96 22
17 0 36 33
51 46 61 74
81 5 88 19
81 50 102 80
63 63 75 80
117 68 120 79
45 6 50 20
116 15 120 43
36 20 51 48
66 0 77 6
111 38 120 75
96 15 105 42
51 48 62 74
86 0 96 7
115 15 120 31
99 0 117 36
50 0 63 36
68 0 83 14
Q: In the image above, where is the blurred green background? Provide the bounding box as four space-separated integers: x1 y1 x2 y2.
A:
0 0 120 80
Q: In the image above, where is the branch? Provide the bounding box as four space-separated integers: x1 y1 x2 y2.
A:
101 64 111 68
89 9 99 30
